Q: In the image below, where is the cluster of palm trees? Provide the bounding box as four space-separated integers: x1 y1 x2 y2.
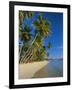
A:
19 11 52 64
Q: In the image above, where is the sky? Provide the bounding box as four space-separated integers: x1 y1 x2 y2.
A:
43 12 63 58
21 11 63 59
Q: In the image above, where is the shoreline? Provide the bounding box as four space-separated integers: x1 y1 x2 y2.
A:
19 61 49 79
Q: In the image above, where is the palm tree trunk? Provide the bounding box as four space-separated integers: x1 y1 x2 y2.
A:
20 34 38 63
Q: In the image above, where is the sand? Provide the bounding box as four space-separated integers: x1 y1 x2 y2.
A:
19 61 49 79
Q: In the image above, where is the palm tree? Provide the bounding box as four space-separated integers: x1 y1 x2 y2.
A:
19 12 51 63
47 42 52 49
35 47 46 61
19 11 34 63
19 11 34 27
19 25 31 63
32 13 51 61
33 13 50 37
33 36 42 48
46 42 52 58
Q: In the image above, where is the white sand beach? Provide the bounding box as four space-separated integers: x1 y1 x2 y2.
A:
19 61 49 79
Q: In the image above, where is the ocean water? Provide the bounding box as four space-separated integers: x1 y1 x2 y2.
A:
33 60 63 78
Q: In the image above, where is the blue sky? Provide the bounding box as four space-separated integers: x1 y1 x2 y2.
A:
22 11 63 59
43 12 63 58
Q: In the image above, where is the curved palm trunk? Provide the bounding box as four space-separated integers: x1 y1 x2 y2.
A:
19 13 51 64
23 51 32 63
19 34 38 63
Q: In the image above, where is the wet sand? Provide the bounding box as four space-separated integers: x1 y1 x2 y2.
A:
33 60 63 78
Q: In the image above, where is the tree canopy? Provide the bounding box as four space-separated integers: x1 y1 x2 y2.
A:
19 11 52 63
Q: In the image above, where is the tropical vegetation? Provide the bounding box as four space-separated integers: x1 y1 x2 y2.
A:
19 11 52 63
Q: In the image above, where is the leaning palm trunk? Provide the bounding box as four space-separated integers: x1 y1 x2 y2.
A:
23 53 32 63
19 34 38 63
25 54 33 63
19 13 51 64
20 50 32 63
